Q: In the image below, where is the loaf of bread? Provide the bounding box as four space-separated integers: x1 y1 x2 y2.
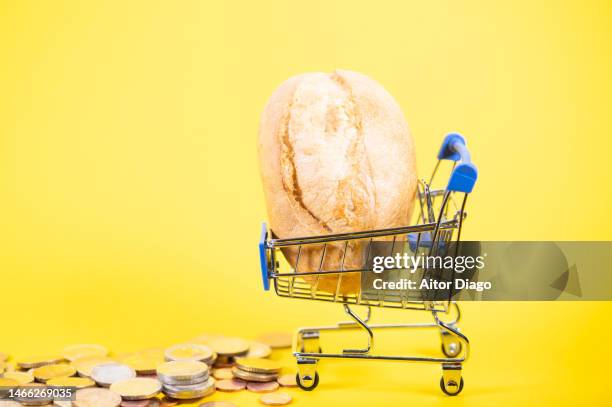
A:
258 70 417 295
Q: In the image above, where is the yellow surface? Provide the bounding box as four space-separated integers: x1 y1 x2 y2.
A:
1 1 611 405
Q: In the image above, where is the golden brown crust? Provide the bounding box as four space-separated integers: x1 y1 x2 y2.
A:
258 70 417 295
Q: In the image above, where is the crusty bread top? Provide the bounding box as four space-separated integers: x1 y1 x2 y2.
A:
258 70 416 239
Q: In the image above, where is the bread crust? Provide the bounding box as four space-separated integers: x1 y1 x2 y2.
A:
258 70 417 295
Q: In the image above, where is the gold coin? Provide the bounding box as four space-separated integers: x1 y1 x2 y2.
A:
277 374 297 387
246 381 279 393
212 367 234 380
74 387 122 407
0 377 19 387
17 355 64 369
259 392 293 406
0 380 19 402
235 358 281 374
13 383 53 405
109 377 161 400
209 338 249 356
72 355 115 377
0 362 15 375
47 376 95 388
32 363 76 382
62 344 109 362
164 344 213 362
256 333 292 349
0 361 13 374
247 342 272 358
231 367 278 383
122 354 164 374
1 371 34 385
157 360 208 379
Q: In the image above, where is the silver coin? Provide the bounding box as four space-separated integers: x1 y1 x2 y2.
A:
163 377 214 393
158 372 208 386
163 384 215 400
91 363 136 387
156 361 209 386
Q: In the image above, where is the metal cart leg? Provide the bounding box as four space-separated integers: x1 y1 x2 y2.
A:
440 303 463 357
341 304 373 354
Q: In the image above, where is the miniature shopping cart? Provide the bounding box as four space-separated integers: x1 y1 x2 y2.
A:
258 134 478 396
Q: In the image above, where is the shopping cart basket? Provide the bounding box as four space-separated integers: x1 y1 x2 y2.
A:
258 133 478 396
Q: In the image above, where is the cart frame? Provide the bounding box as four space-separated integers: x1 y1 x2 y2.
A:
258 133 478 395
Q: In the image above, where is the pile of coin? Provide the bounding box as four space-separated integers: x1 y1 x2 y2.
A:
0 334 295 406
156 360 215 400
208 338 250 368
232 357 281 384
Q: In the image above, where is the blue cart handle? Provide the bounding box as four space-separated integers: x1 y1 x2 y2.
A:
437 133 478 193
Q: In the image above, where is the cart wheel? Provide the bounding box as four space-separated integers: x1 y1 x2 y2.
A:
296 371 319 391
441 341 462 357
440 376 464 396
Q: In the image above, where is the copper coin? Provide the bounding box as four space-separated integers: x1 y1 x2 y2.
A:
277 374 297 387
215 378 246 392
247 381 279 393
260 392 293 406
212 368 233 380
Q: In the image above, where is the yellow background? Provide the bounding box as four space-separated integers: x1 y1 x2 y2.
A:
1 1 611 405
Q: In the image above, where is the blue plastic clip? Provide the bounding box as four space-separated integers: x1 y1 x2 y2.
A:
259 223 270 291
